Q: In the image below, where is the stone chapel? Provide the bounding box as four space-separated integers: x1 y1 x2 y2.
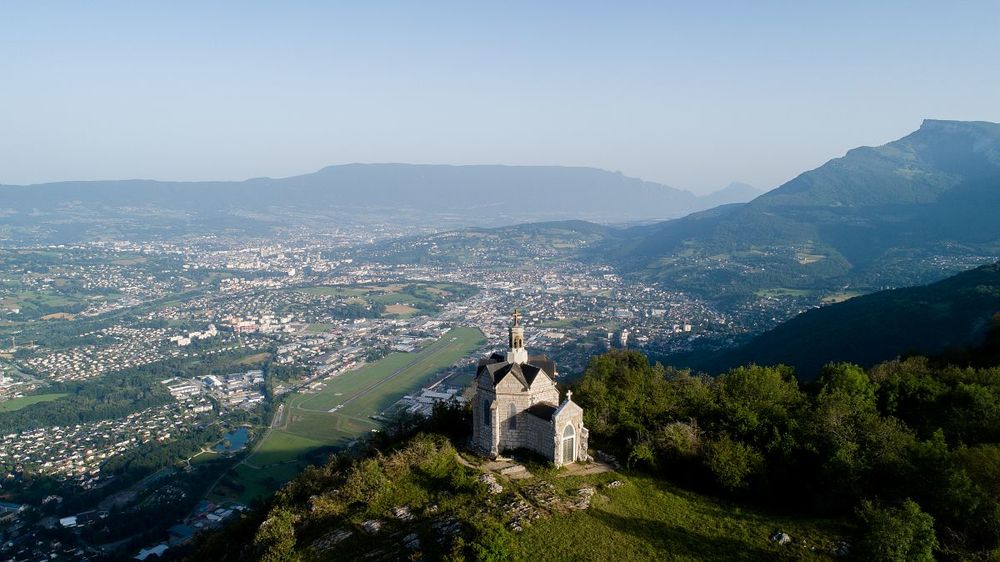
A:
472 310 589 466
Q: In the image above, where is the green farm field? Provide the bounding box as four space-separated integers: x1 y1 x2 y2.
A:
754 287 814 298
299 282 476 317
0 393 69 412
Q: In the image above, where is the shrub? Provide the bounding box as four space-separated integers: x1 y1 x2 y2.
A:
656 420 702 459
253 507 300 562
702 434 762 490
340 457 391 508
857 499 938 562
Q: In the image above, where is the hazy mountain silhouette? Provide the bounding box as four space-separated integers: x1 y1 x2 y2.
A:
696 182 763 208
0 164 760 229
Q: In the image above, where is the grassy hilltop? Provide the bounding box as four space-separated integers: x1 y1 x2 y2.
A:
191 433 845 562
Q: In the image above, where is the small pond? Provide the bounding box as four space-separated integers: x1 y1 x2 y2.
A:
214 427 250 453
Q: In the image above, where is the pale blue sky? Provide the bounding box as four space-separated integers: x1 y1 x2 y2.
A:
1 1 998 193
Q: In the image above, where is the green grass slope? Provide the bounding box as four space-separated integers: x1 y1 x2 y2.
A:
192 434 846 562
511 473 844 561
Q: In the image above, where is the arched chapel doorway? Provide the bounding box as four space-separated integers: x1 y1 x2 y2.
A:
562 424 576 463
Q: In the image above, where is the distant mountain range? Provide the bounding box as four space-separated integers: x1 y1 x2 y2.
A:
6 118 998 311
609 120 1000 296
670 262 1000 380
368 120 1000 310
0 164 760 243
694 181 762 209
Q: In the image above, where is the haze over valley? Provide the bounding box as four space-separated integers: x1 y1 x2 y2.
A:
2 3 1000 561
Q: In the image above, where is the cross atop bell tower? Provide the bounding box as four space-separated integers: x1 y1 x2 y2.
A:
507 308 528 364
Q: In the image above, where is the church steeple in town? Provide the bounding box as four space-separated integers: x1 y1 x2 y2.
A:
506 308 528 364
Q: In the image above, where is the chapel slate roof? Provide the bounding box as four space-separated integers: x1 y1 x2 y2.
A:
477 361 541 389
479 352 507 366
527 355 556 377
477 353 556 389
525 401 557 421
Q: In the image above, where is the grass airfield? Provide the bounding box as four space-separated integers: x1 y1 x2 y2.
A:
214 327 484 503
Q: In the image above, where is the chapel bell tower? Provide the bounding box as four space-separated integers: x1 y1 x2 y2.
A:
506 308 528 364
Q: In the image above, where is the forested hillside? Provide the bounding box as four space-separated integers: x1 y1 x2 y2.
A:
573 350 1000 560
671 262 1000 378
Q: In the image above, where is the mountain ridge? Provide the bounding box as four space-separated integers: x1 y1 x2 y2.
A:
609 119 1000 297
0 163 757 227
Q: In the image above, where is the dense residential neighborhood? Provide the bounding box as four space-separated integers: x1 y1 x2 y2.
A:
0 400 212 484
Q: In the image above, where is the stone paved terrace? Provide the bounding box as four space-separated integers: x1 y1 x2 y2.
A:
457 451 613 479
